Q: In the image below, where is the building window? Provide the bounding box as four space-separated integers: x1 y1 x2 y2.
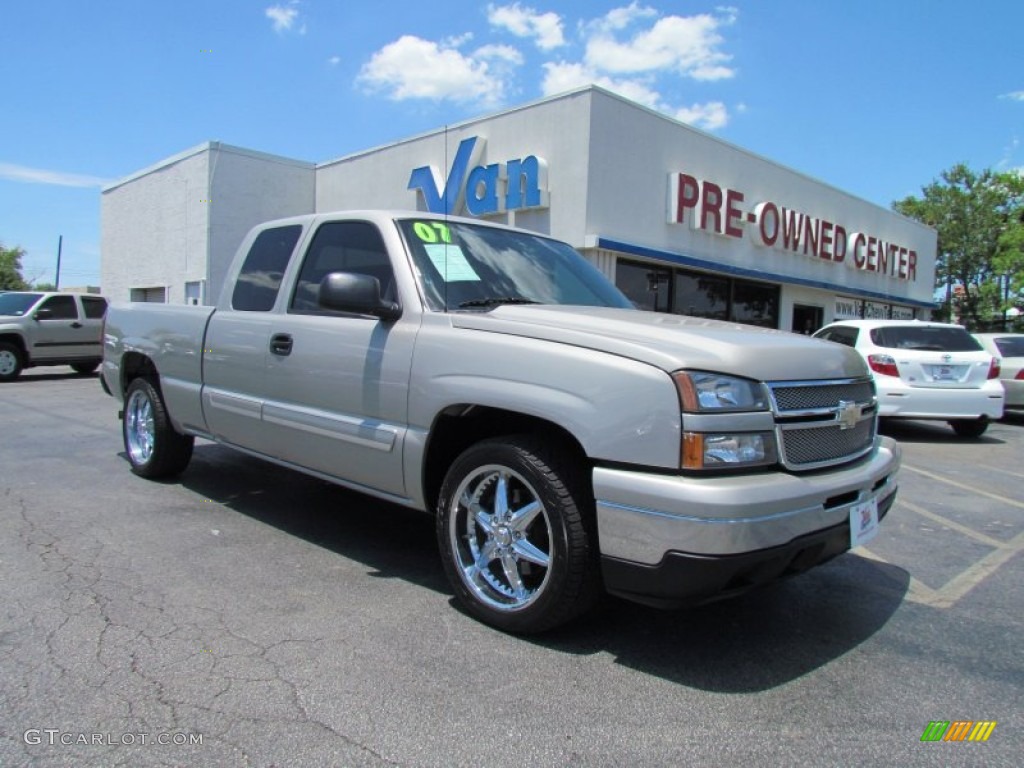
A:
731 279 779 329
615 260 780 328
673 271 728 320
615 261 670 312
130 287 167 303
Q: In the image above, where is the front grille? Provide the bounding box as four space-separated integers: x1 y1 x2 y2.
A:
770 380 875 413
767 377 877 470
780 419 875 468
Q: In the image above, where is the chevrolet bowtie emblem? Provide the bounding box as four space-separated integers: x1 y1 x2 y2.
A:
836 400 862 430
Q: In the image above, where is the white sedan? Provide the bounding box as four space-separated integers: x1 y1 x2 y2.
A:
814 319 1004 437
973 332 1024 411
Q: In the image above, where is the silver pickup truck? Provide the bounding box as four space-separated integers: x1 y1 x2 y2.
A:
102 210 900 633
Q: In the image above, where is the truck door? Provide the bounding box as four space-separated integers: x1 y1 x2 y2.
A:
201 224 304 452
31 295 91 361
260 220 416 498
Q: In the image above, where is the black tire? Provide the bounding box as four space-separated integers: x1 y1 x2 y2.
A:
123 378 194 478
949 418 989 439
71 360 100 375
436 435 600 634
0 341 24 382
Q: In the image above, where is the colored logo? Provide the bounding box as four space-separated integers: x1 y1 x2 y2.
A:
408 136 549 216
920 721 997 742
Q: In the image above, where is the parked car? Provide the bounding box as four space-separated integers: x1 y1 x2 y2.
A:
972 332 1024 411
814 319 1004 437
0 291 108 381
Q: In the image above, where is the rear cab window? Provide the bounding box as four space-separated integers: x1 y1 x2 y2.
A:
869 326 981 352
231 225 303 311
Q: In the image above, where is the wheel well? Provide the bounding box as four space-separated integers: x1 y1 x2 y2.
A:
0 334 28 360
422 405 589 513
119 352 160 397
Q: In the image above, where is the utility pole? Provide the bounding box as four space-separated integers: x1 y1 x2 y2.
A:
55 235 63 290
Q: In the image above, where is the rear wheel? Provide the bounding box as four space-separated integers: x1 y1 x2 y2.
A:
123 378 194 478
436 435 600 634
0 342 23 382
949 417 989 439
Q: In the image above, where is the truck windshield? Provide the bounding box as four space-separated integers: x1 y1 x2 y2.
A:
397 219 633 312
0 293 42 316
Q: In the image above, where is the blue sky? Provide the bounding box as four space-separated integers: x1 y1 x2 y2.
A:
1 0 1021 287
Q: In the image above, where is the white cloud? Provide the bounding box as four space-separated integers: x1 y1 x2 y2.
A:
327 55 341 66
541 62 728 130
584 5 736 80
475 44 525 66
265 2 304 34
358 35 516 105
673 101 728 130
0 162 113 188
488 3 565 50
1000 90 1024 101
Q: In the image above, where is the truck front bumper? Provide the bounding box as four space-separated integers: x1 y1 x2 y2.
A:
594 436 900 607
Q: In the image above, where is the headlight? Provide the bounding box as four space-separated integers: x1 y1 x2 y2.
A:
673 371 776 470
673 371 769 412
682 432 777 470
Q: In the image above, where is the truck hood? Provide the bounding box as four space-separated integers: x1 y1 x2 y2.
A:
450 305 867 381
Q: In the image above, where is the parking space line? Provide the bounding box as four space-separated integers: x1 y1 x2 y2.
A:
857 514 1024 609
901 464 1024 509
897 498 1007 549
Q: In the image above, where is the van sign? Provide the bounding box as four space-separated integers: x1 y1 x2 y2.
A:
408 136 549 216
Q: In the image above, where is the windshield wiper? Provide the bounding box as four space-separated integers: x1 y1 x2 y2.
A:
457 297 541 309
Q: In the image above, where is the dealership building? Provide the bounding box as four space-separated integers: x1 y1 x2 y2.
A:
101 86 937 330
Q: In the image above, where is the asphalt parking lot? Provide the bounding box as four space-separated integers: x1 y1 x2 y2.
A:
1 369 1021 767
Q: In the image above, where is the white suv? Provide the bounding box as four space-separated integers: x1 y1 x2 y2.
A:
814 319 1004 437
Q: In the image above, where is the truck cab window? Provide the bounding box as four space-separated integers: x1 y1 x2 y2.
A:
290 221 395 313
231 225 303 311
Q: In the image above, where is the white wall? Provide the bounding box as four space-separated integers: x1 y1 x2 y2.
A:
101 148 210 303
101 144 315 304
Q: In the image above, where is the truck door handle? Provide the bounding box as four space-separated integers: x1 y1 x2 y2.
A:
270 333 293 356
71 322 83 329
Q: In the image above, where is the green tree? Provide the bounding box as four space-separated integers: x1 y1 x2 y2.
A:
893 164 1024 328
0 243 30 291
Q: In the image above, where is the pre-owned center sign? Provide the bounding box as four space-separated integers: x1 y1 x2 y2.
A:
668 173 918 282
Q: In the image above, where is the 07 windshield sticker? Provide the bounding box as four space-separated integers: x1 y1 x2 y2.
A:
413 221 452 244
424 244 481 282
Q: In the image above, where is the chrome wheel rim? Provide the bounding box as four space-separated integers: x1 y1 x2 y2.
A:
125 389 155 464
0 349 17 376
448 464 553 612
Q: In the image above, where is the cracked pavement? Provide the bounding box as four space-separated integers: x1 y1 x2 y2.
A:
0 369 1021 767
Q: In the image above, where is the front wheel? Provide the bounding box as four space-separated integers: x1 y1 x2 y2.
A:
436 436 600 634
0 342 23 382
123 378 194 478
949 417 989 439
